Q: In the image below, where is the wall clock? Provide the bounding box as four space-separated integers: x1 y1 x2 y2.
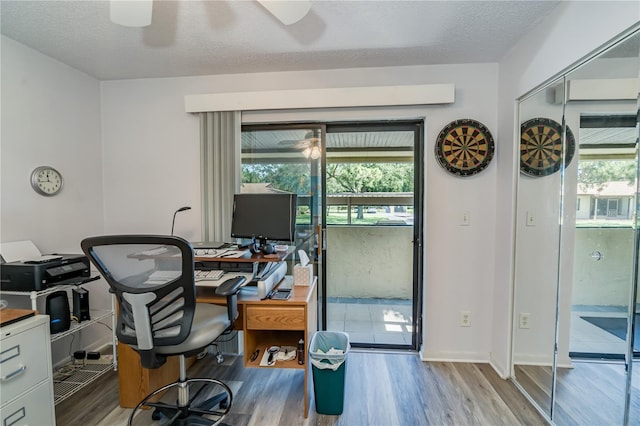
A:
435 119 495 177
520 117 575 177
30 166 63 196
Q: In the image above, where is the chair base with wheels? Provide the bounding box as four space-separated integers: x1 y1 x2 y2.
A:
129 355 232 426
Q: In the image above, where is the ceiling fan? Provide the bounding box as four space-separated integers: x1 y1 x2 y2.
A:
110 0 312 27
278 130 321 158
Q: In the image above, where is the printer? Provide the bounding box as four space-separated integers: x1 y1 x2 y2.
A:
1 254 92 292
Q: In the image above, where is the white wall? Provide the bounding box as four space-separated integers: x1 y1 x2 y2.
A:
573 228 636 306
494 1 640 377
0 35 109 363
101 62 500 363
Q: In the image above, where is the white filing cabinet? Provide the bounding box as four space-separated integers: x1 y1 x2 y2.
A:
0 315 56 426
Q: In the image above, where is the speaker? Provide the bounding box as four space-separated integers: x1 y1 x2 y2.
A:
72 287 90 322
46 291 71 334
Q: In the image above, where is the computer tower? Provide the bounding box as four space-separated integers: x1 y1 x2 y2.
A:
46 290 71 334
72 287 90 322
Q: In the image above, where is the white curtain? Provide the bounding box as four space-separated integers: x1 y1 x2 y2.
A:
200 111 241 243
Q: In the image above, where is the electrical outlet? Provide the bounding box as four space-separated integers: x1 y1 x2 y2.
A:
519 313 531 329
460 310 471 327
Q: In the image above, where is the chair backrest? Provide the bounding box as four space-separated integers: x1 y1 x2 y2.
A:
81 235 196 368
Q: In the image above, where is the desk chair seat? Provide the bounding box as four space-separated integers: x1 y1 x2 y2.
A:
127 303 230 357
81 235 244 426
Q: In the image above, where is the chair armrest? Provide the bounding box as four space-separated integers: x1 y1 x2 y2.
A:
215 276 246 297
215 276 245 325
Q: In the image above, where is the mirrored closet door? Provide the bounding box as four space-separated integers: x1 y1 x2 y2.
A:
512 27 640 425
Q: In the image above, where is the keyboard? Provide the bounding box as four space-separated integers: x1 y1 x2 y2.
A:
195 269 224 281
146 270 181 284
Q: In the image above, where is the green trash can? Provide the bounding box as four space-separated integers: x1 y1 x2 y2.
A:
309 331 350 415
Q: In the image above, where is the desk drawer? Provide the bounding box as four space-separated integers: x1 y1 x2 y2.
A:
246 306 305 330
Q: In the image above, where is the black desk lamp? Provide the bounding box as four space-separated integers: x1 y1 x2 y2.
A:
171 206 191 236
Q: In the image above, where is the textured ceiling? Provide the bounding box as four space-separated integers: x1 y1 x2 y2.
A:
0 0 561 81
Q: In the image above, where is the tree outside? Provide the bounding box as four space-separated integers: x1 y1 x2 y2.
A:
577 159 636 192
242 162 414 223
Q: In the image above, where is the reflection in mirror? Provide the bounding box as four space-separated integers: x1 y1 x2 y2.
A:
512 28 640 424
554 30 639 425
512 76 567 419
623 30 640 426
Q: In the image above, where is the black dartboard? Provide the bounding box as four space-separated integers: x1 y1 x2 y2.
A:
435 119 495 177
520 117 575 177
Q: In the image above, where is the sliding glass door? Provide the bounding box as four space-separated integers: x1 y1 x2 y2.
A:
241 121 424 351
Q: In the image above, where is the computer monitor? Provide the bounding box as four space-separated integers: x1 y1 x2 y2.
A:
231 193 297 251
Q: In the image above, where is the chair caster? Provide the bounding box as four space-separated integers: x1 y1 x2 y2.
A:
219 397 229 410
151 410 162 421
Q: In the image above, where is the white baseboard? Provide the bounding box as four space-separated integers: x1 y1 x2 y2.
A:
420 350 489 364
488 353 510 379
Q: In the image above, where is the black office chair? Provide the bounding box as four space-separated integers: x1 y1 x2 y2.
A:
81 235 244 426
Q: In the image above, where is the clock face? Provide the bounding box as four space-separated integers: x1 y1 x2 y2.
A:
435 119 495 177
31 166 63 196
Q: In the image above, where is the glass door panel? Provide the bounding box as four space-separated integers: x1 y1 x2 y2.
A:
623 29 640 426
556 29 640 426
240 125 323 313
323 121 422 350
512 77 567 418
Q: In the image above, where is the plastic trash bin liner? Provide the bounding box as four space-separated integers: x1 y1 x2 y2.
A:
309 331 350 415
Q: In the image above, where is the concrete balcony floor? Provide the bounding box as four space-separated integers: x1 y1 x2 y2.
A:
570 305 629 357
326 297 413 345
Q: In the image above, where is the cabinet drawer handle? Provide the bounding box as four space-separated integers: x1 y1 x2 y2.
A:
4 406 25 426
0 364 27 382
4 407 27 426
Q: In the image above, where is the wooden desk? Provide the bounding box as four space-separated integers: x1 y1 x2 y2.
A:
193 245 293 264
117 345 196 408
196 276 317 418
118 275 317 418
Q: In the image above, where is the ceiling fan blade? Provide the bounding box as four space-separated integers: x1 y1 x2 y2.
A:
278 139 310 148
257 0 311 25
110 0 153 27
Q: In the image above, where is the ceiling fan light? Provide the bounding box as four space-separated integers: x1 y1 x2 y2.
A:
310 146 321 159
257 0 312 26
110 0 153 27
302 147 312 158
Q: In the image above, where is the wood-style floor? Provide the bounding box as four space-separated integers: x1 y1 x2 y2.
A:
56 350 546 426
515 360 640 425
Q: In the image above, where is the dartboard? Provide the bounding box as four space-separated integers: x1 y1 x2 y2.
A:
435 119 495 177
520 118 575 177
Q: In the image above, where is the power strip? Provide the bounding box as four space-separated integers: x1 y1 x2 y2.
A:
85 354 113 365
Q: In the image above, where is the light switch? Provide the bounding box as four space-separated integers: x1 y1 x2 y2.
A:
526 211 536 227
461 211 470 226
